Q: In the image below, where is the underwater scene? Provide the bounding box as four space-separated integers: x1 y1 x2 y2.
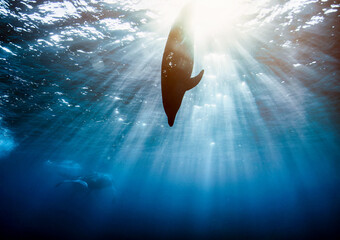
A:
0 0 339 239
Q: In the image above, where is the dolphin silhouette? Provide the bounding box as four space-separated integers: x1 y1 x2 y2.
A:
161 3 204 126
56 172 117 195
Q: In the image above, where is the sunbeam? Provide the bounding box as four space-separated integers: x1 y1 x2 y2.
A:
0 0 339 238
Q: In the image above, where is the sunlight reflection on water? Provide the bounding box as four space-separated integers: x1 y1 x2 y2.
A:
0 0 339 237
0 0 338 172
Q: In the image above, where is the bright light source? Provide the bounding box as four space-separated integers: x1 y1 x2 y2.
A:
193 0 243 40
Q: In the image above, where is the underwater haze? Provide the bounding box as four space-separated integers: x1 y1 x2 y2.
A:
0 0 339 238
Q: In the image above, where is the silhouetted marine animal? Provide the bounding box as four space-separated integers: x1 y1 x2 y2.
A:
161 3 204 126
56 172 116 192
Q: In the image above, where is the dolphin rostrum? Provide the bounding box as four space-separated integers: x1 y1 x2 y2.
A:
161 3 204 127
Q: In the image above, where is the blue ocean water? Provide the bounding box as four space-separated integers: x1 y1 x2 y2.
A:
0 0 339 238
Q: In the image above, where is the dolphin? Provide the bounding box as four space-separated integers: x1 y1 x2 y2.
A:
161 3 204 127
56 172 117 196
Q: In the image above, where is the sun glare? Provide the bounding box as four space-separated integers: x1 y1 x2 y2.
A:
193 0 244 40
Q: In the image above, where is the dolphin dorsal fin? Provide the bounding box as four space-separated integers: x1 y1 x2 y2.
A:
185 69 204 91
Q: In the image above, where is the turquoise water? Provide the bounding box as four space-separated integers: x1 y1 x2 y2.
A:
0 0 339 238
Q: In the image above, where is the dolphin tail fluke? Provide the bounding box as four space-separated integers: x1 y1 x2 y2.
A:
186 69 204 91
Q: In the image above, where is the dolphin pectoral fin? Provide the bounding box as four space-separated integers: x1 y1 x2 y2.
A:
186 69 204 91
55 179 88 188
74 180 89 188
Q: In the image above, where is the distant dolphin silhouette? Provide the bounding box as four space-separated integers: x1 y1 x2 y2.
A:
56 172 116 194
161 3 204 126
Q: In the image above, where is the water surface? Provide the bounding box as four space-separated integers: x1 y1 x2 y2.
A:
0 0 339 238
